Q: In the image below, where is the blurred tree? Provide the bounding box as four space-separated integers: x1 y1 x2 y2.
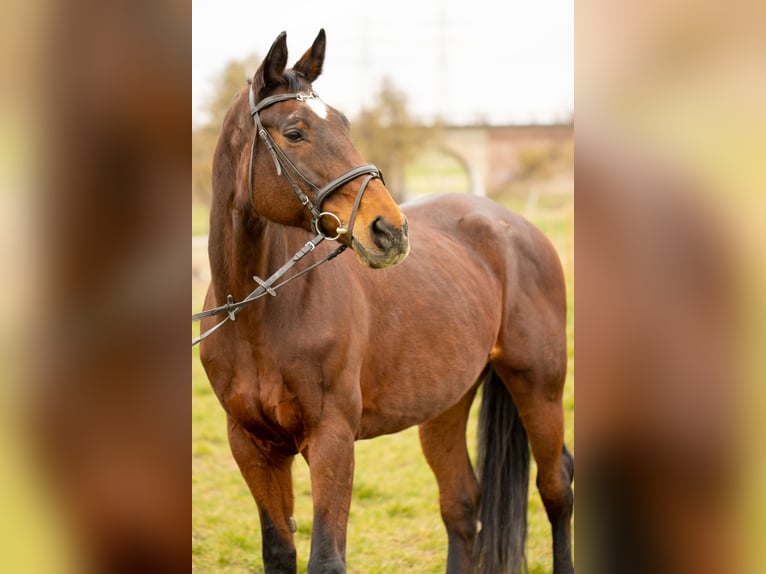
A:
352 78 433 202
516 147 554 181
192 55 261 204
515 132 575 183
191 129 214 204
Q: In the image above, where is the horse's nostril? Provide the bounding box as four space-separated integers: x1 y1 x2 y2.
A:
370 217 397 250
372 217 393 234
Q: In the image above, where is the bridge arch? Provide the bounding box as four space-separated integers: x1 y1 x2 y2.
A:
402 123 573 201
402 147 471 199
437 126 489 196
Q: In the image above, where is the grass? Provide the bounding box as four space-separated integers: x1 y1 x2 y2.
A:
192 170 573 573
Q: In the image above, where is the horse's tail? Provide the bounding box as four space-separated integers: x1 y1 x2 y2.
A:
473 366 530 574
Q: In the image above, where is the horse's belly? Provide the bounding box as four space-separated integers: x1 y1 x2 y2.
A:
356 349 488 439
354 272 500 438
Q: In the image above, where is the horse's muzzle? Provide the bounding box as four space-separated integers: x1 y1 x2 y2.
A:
371 216 408 251
352 215 410 269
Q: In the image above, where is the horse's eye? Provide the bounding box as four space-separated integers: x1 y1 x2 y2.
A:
284 129 304 143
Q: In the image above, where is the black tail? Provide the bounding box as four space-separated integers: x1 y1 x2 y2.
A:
474 367 530 574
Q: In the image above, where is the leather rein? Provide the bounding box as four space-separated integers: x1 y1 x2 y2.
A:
191 86 383 346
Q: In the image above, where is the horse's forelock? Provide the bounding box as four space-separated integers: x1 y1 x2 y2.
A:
282 69 309 93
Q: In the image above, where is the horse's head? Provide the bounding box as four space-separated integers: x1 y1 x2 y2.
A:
246 29 409 269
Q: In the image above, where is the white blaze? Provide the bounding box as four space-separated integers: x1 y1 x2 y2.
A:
306 97 328 119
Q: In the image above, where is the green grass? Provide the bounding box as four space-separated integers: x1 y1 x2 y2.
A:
192 181 574 573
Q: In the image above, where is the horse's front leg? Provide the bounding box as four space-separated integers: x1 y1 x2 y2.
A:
303 416 356 574
227 416 297 574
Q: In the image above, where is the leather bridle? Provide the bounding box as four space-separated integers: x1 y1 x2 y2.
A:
191 86 385 346
247 86 383 240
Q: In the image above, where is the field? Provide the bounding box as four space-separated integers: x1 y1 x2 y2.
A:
192 163 573 573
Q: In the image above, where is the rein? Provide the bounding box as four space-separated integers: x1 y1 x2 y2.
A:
191 232 344 346
191 86 383 346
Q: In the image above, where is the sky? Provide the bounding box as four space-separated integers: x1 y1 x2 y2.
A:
192 0 573 127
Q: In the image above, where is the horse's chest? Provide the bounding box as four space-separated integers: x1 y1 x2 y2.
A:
221 367 308 453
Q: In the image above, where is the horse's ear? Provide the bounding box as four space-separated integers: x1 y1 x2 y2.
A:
253 31 288 95
293 29 326 83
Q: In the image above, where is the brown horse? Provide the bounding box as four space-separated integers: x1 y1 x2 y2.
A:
198 29 573 574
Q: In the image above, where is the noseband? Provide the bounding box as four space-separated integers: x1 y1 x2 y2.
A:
247 86 383 240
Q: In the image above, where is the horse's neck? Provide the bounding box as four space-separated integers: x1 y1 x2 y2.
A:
209 207 289 303
209 103 295 304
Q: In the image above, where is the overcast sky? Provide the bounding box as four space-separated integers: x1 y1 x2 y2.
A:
192 0 573 126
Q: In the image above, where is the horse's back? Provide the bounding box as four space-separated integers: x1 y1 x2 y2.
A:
403 193 543 249
402 193 565 300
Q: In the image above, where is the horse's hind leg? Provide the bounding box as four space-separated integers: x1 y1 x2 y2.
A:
493 351 574 574
227 416 297 574
418 383 481 574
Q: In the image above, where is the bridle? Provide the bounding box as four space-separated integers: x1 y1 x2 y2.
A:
247 85 383 240
191 85 384 346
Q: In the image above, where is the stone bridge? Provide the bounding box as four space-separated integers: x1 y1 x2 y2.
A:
429 123 573 196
